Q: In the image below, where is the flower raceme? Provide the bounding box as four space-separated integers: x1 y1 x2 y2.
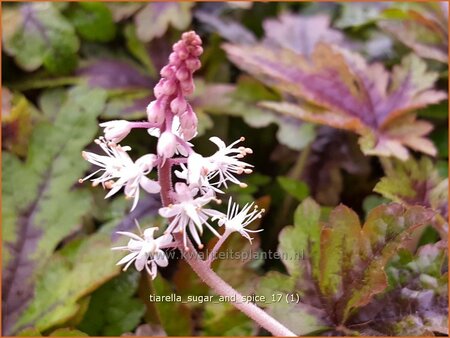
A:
79 31 264 278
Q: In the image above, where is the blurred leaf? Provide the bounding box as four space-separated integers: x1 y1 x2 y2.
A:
374 156 448 219
258 198 437 335
66 3 116 42
224 40 446 160
124 24 157 76
277 176 309 201
263 13 346 55
151 276 193 335
202 302 256 336
380 3 448 63
195 10 256 44
14 222 125 334
77 271 145 336
336 3 388 28
106 3 143 22
134 3 194 42
77 59 153 90
2 86 106 335
353 240 448 335
49 329 88 336
2 89 41 156
3 3 79 74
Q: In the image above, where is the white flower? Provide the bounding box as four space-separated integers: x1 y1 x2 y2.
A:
100 120 132 143
207 137 253 189
149 116 193 157
79 138 161 211
219 197 264 243
174 153 220 194
112 225 174 279
159 183 224 249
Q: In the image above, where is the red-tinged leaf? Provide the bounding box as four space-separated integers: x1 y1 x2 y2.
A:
260 198 438 334
380 3 448 63
223 39 446 160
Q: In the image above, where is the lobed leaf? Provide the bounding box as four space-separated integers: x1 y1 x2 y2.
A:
224 28 446 160
2 86 107 335
259 199 438 335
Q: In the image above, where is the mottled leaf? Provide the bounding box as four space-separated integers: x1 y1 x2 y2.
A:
3 3 79 74
259 199 437 335
134 3 193 42
224 40 446 160
2 86 106 335
374 156 448 219
352 240 448 335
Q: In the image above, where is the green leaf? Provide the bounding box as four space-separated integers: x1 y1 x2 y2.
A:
374 157 448 219
77 271 145 336
124 24 156 77
49 329 88 336
151 276 193 335
277 176 310 201
3 3 79 74
14 222 125 334
65 2 116 42
2 86 107 335
202 302 255 336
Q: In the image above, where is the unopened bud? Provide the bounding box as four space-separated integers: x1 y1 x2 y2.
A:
170 95 187 115
147 100 165 125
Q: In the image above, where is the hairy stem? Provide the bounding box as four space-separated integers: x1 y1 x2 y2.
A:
157 163 296 336
205 228 232 267
177 233 296 336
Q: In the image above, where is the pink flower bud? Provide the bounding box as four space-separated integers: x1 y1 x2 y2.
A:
169 52 180 66
99 120 132 143
147 100 165 125
170 95 187 115
180 80 194 95
191 46 203 57
185 58 201 71
162 80 176 95
177 47 189 60
175 67 189 82
160 65 174 78
154 81 165 98
180 107 198 140
157 131 178 161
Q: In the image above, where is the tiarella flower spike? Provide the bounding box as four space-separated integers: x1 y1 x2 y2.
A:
80 31 297 337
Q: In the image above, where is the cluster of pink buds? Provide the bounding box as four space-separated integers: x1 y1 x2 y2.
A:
80 31 264 279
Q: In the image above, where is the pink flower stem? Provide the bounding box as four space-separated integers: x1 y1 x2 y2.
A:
129 121 160 129
157 163 296 337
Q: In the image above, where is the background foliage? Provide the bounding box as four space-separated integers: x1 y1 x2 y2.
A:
2 2 448 336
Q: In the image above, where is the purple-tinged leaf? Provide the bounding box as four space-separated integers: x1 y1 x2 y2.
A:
263 13 345 55
224 40 446 159
195 11 256 44
134 2 194 42
2 87 106 335
260 198 438 335
77 59 154 90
